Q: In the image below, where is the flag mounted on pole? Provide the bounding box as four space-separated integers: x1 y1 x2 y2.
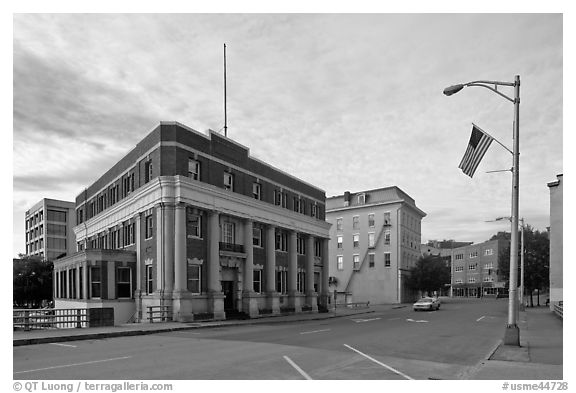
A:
459 124 494 177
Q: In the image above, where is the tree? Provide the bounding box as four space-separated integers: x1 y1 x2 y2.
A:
495 225 549 306
406 255 451 296
13 255 54 308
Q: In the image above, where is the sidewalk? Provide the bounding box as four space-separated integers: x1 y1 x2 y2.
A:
464 307 563 380
13 305 382 347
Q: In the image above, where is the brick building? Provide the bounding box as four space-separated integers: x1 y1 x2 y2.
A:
547 173 563 310
53 122 331 323
326 187 426 305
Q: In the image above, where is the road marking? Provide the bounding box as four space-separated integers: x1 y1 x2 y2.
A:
300 329 331 335
283 356 313 380
343 344 414 380
406 318 428 323
476 316 486 322
387 317 400 321
13 356 132 374
49 343 77 348
352 317 381 323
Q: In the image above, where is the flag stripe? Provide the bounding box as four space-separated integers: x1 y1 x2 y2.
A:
458 125 494 177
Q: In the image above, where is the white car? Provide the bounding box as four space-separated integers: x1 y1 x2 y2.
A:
413 297 441 311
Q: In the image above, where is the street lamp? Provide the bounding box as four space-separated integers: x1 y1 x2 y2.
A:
445 76 521 346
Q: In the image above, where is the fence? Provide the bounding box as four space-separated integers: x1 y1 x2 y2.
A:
13 308 114 331
146 305 173 322
554 301 563 319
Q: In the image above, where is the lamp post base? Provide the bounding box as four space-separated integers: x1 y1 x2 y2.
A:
503 325 520 346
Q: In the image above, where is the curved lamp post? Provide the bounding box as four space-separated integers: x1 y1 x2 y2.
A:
444 76 521 346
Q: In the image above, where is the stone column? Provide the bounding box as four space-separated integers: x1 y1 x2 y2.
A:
174 203 187 292
82 262 88 301
163 204 175 294
242 219 259 317
320 238 333 311
265 225 280 315
287 231 302 312
207 210 225 320
134 214 142 322
75 267 81 299
306 235 318 312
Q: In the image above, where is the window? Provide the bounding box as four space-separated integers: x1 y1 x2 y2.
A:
311 204 317 218
188 159 200 180
455 265 464 272
188 213 202 238
468 277 476 283
187 263 201 294
90 267 101 298
484 262 494 270
145 214 153 239
353 255 360 270
337 255 344 270
47 209 67 222
336 218 343 231
293 197 300 213
368 214 375 227
253 227 262 247
357 193 366 205
221 222 235 244
146 265 153 294
384 252 391 267
384 229 391 245
297 236 306 255
352 216 359 229
117 267 132 298
483 276 494 283
455 253 464 260
368 253 375 268
383 212 391 225
253 183 261 200
455 279 463 284
274 190 282 206
314 239 322 257
368 233 375 248
276 270 287 294
275 231 288 252
468 264 477 271
144 160 153 183
337 235 343 249
253 270 262 293
469 250 478 258
223 172 234 191
484 248 493 256
123 222 135 246
297 272 306 293
353 234 359 248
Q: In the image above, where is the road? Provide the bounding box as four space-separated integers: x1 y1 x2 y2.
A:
13 297 509 380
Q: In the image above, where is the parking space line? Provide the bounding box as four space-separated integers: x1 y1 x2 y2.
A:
476 316 486 322
13 356 132 374
49 343 77 348
299 329 331 335
283 355 313 380
351 317 381 323
343 344 413 380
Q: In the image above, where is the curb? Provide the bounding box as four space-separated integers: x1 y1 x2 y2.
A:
13 309 375 346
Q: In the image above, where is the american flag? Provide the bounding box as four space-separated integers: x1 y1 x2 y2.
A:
459 124 494 177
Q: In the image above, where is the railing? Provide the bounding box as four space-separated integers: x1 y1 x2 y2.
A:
336 301 370 309
219 242 245 253
13 308 88 331
554 301 563 319
147 305 172 323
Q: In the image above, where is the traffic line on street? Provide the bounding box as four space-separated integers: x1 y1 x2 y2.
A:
343 344 414 380
49 343 77 348
476 316 486 322
283 356 313 380
299 329 331 335
406 318 428 323
351 317 381 323
13 356 132 374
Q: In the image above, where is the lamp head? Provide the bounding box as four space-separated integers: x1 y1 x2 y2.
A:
443 84 464 96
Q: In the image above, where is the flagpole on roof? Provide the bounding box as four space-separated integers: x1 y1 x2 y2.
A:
472 123 513 155
224 43 228 138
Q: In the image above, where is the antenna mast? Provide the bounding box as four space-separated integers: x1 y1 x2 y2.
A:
224 43 228 137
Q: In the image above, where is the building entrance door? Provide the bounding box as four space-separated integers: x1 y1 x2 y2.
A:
222 281 236 312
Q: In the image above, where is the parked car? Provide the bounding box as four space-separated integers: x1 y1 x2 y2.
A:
413 297 441 311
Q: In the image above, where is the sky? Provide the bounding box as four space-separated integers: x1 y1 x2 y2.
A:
11 12 565 257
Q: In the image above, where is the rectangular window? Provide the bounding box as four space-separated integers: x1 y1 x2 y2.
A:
314 239 322 257
484 248 493 256
337 255 344 271
311 204 317 218
145 160 153 183
90 266 101 298
384 212 391 226
384 253 391 267
368 253 375 268
253 270 262 293
293 197 300 213
357 193 366 205
146 265 153 294
47 209 67 223
352 216 359 229
368 213 375 227
455 253 464 260
297 272 305 293
276 270 287 294
368 232 375 248
337 235 343 249
145 214 153 239
274 190 281 206
469 250 478 258
468 264 477 271
117 267 132 298
336 218 343 231
275 231 288 252
384 229 391 245
297 236 306 255
253 183 261 200
221 222 235 244
187 263 201 294
223 172 234 191
468 277 476 283
188 159 200 180
353 234 359 248
253 227 262 247
189 214 202 238
353 254 360 270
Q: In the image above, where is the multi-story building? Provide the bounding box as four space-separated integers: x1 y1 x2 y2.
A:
451 238 509 297
326 187 426 304
25 198 76 260
53 122 331 324
421 240 473 296
547 173 563 310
